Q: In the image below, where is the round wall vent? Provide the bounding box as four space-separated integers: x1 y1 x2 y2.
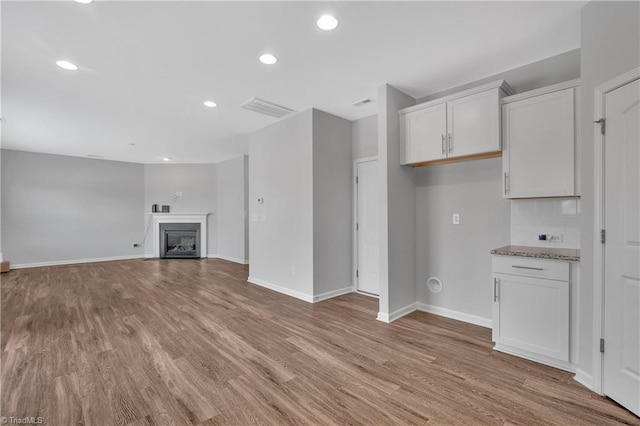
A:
427 277 443 294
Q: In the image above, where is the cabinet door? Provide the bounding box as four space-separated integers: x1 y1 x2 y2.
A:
446 88 500 158
492 273 569 361
400 103 447 165
503 88 575 198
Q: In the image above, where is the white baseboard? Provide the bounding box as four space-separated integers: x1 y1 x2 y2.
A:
208 254 249 265
377 302 418 323
574 368 594 391
0 252 3 262
494 343 575 373
417 302 492 328
313 286 353 303
12 254 144 269
247 276 314 303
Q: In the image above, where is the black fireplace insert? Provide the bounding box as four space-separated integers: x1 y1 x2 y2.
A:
159 223 201 259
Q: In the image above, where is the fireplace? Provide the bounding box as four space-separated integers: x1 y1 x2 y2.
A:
159 223 201 259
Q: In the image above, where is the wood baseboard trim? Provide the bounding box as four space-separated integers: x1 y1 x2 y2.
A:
247 276 314 303
12 255 145 269
494 343 575 373
313 286 353 303
377 302 418 323
574 368 594 391
417 303 492 328
208 254 249 265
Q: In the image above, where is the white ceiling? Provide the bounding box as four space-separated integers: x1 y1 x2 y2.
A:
1 1 585 164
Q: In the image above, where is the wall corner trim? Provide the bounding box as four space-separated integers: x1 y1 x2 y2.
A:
417 303 493 328
377 302 419 324
313 286 353 303
573 368 594 391
247 276 314 303
208 254 249 265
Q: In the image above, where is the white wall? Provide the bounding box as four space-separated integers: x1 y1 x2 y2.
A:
312 109 352 297
249 110 315 299
378 85 417 319
511 199 580 249
415 158 510 321
143 163 217 256
1 149 144 266
578 0 640 384
352 114 377 159
216 155 248 263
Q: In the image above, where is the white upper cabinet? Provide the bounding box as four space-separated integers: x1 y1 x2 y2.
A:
447 89 501 158
400 103 447 164
399 80 514 166
502 80 580 199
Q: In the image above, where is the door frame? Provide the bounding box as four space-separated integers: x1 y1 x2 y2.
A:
353 156 379 296
592 66 640 395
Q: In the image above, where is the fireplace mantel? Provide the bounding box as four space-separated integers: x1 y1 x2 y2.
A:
147 213 210 258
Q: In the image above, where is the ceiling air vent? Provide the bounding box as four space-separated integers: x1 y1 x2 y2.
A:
353 98 374 107
241 97 295 118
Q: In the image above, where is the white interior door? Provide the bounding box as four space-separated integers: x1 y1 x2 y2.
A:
603 78 640 416
356 160 379 296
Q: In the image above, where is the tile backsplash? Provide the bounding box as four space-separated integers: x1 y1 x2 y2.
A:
511 198 580 249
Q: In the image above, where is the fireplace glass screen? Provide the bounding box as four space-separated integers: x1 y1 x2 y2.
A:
159 223 201 259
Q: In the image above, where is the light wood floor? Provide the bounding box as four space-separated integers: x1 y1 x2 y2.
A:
1 259 638 425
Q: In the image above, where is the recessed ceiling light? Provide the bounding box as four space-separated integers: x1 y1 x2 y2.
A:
317 15 339 31
163 157 170 162
259 54 278 65
56 60 78 71
75 0 93 3
203 101 217 108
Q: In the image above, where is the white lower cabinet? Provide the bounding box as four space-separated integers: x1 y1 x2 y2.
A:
492 256 571 371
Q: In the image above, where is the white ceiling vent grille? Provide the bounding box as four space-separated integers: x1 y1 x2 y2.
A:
353 98 374 107
241 97 295 118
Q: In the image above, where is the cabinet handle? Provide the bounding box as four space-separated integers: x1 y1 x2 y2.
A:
512 265 544 271
441 134 446 155
494 278 499 302
448 133 453 153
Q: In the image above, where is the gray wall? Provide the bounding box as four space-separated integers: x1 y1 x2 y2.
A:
378 85 417 317
143 163 217 256
352 114 378 159
415 158 510 320
1 149 144 265
414 49 580 321
249 110 315 297
0 148 3 261
216 155 248 263
418 49 580 103
313 109 353 296
578 0 640 381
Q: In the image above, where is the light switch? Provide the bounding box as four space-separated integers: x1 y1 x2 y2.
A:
452 213 460 225
260 215 267 222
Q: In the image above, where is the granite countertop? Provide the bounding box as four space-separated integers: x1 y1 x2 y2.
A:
491 245 580 262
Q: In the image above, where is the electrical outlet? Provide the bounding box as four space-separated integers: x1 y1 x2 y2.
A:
452 213 460 225
548 234 563 242
175 191 183 197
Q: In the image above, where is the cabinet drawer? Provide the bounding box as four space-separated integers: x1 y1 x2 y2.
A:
492 256 569 281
